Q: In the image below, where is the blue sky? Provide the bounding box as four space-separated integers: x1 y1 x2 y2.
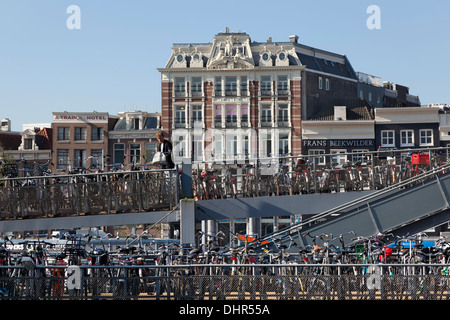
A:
1 0 449 131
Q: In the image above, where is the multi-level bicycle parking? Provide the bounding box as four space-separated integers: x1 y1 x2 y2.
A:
1 230 450 300
2 147 450 300
191 147 447 200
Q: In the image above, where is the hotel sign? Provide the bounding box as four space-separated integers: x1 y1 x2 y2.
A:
53 113 109 123
303 139 375 148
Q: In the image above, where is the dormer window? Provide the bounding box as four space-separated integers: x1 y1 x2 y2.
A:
262 53 269 61
193 54 200 62
19 129 38 151
176 54 184 62
24 138 33 150
275 49 289 66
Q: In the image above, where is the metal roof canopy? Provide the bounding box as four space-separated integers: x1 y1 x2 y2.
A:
195 191 375 220
0 210 179 233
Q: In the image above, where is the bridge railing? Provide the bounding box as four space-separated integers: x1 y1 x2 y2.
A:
0 168 179 219
191 147 450 199
1 147 449 220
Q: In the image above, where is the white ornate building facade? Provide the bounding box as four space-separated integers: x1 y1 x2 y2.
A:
158 29 304 168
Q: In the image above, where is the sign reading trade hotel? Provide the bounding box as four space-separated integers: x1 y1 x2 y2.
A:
53 112 109 123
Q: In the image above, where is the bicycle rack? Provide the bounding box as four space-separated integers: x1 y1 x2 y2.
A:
247 163 450 252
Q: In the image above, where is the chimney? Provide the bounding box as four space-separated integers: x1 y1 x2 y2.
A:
334 106 347 121
1 118 11 131
289 35 299 43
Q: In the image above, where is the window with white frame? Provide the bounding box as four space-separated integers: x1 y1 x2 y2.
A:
191 77 202 96
325 78 330 91
261 76 271 95
420 129 433 146
241 104 248 125
130 118 140 130
214 105 222 126
226 134 238 159
277 76 288 95
174 77 185 96
261 105 272 125
278 104 289 124
319 77 323 90
381 130 395 147
215 76 222 95
351 150 369 163
129 143 141 164
192 135 203 162
212 134 222 160
400 130 414 147
241 76 248 95
191 105 202 127
279 133 289 156
226 105 237 125
175 105 186 127
331 150 346 165
261 133 272 157
174 135 186 158
225 77 237 96
308 149 325 165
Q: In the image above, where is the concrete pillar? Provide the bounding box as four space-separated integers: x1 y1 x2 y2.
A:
207 220 217 241
247 217 257 238
180 199 196 246
181 158 193 198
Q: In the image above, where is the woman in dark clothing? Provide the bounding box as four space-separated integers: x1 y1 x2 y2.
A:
156 131 175 169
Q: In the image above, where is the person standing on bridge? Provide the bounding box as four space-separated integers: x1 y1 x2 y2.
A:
156 131 175 169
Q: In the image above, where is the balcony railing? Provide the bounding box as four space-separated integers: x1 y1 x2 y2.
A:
225 90 237 97
277 89 289 96
277 120 290 127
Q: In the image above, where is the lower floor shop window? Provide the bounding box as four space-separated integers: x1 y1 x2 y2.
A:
57 149 69 170
351 149 369 163
74 149 86 168
279 134 289 156
145 143 156 164
308 149 325 165
114 144 125 164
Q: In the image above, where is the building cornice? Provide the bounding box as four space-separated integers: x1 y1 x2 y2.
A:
157 65 305 73
302 120 374 127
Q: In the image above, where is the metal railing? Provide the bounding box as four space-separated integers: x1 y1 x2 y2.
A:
1 147 449 219
0 168 179 219
1 263 450 300
192 147 450 200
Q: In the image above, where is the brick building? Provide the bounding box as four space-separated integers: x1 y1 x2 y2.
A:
158 30 304 167
108 110 161 168
157 30 371 168
52 112 110 172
